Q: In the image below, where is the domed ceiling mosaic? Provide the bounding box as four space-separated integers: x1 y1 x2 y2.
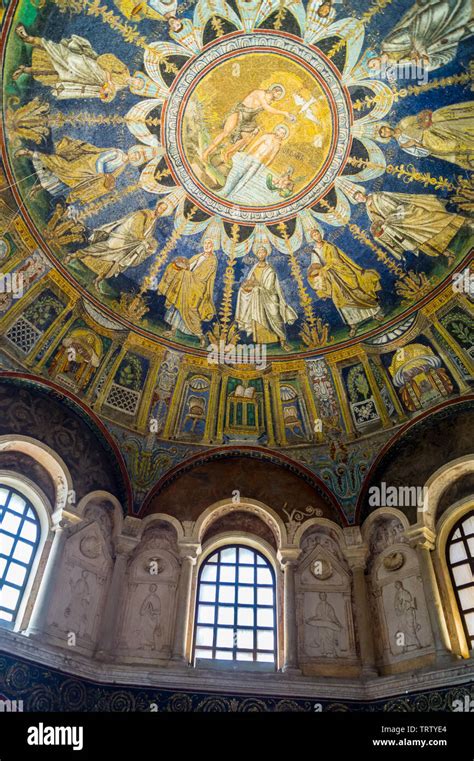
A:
0 0 472 520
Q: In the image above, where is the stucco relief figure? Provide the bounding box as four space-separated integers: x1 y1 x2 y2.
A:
158 238 217 346
302 532 343 561
64 571 91 638
394 580 422 652
355 190 466 264
368 0 473 73
135 584 162 650
236 246 297 351
370 518 405 555
380 103 474 169
13 25 130 101
307 229 383 337
306 592 342 657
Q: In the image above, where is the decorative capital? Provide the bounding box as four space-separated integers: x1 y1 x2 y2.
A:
344 546 369 570
404 525 436 551
177 542 201 563
115 534 140 557
52 508 81 530
122 516 142 539
343 525 364 548
277 547 301 569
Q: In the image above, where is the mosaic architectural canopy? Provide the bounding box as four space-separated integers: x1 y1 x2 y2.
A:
0 0 473 520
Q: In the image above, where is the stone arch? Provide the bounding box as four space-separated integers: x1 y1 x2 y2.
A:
193 497 288 548
0 434 73 515
356 399 474 524
294 517 346 551
421 456 474 532
433 496 474 658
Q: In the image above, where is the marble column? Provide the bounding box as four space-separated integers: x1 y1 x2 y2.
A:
405 526 453 663
95 535 138 661
279 549 301 674
345 547 378 677
27 518 73 637
171 545 200 663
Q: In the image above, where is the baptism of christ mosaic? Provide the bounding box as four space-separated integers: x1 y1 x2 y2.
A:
169 36 344 219
1 0 473 356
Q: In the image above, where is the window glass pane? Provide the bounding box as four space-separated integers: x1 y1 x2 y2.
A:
0 489 9 506
257 630 274 650
195 648 212 659
257 587 273 606
1 585 20 609
195 626 213 647
220 548 236 564
237 607 254 627
236 651 253 661
2 513 21 535
257 652 274 662
452 528 461 540
216 628 234 648
238 548 254 565
200 564 217 582
199 584 216 602
0 534 14 556
219 565 236 583
236 629 253 649
464 611 474 635
452 564 473 587
257 608 274 627
218 585 235 604
20 521 38 543
0 610 13 622
215 650 233 660
462 516 474 536
239 566 254 584
458 587 474 611
238 586 254 605
5 562 27 586
7 494 26 514
13 542 33 564
257 567 273 585
194 545 276 666
450 542 467 563
467 537 474 557
197 605 215 624
217 606 234 625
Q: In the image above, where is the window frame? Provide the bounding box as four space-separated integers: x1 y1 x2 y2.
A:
192 543 278 669
446 510 474 651
0 483 41 630
0 472 50 632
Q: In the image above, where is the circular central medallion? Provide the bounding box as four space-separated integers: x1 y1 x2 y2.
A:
163 32 351 223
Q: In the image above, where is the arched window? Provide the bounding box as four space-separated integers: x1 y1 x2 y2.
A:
447 511 474 650
0 484 41 628
193 545 276 667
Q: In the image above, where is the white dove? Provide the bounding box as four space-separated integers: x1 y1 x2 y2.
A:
292 93 324 125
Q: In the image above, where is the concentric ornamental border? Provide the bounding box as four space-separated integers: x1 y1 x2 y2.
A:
163 32 351 224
